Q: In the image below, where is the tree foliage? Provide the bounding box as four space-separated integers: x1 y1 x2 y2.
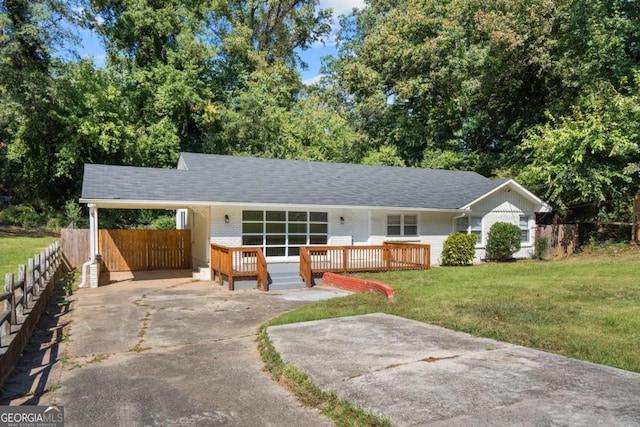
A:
2 0 640 225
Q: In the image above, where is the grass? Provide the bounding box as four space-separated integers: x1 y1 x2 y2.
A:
266 245 640 373
0 227 57 280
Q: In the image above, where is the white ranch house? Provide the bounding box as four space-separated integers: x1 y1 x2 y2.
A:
80 152 550 283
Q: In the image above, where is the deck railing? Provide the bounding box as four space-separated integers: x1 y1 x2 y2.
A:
210 244 268 291
299 243 431 287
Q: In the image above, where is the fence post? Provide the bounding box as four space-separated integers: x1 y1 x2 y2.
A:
39 250 46 292
17 265 25 319
43 248 50 285
33 254 41 295
25 258 34 308
3 274 12 336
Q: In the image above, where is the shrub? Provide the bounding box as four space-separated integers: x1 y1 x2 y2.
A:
151 215 176 230
534 236 550 260
441 232 478 266
486 222 521 261
0 205 43 228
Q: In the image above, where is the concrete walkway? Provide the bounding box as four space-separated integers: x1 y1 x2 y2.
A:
23 271 348 427
268 313 640 426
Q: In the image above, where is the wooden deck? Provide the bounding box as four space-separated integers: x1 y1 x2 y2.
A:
211 242 431 291
210 244 268 291
299 242 431 287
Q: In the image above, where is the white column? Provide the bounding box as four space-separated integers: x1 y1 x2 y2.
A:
88 204 98 260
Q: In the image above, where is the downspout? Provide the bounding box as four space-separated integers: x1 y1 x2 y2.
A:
79 204 98 288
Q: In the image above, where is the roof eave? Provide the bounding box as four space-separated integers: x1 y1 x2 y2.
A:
79 198 470 213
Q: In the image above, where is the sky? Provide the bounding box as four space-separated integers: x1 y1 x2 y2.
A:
74 0 366 84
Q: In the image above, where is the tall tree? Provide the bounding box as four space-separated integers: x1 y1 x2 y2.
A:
327 0 556 173
0 0 76 207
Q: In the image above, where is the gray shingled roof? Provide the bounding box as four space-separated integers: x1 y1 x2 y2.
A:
81 153 508 210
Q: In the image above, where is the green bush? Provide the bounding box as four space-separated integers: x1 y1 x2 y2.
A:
534 236 550 260
151 215 176 230
441 232 478 266
0 205 43 228
486 222 522 261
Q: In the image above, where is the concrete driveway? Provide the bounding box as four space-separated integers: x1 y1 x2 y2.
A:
5 271 640 426
31 271 347 427
268 313 640 426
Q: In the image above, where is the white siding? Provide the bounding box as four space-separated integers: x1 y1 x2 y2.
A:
370 210 455 266
187 207 211 270
468 188 537 260
329 209 369 246
210 205 243 247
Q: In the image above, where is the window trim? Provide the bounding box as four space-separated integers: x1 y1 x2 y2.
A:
387 214 419 237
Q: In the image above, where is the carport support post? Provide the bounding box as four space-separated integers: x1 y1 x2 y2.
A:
88 204 100 288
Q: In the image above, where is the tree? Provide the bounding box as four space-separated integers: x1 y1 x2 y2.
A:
327 0 556 172
0 0 76 207
518 85 640 221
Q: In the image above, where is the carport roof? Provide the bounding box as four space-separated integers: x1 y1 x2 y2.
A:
80 152 548 211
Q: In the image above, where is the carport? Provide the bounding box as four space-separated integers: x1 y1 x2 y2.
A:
73 201 195 288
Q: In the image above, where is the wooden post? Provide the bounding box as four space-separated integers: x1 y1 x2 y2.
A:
17 265 25 319
342 248 348 273
39 250 46 292
633 195 640 244
33 254 41 295
3 274 12 336
26 258 34 308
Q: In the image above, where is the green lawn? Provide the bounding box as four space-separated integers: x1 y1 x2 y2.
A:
0 228 58 280
266 245 640 373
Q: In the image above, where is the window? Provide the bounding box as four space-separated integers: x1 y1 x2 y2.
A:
387 215 418 236
520 216 530 243
242 210 328 257
456 216 482 242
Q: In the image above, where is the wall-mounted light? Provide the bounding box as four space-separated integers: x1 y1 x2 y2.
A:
340 216 345 224
224 214 230 224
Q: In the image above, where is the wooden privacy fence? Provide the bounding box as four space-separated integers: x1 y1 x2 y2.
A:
210 244 268 291
100 230 192 271
62 229 192 271
536 224 579 259
300 243 431 287
1 241 63 385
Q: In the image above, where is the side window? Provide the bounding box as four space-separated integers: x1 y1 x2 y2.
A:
387 215 418 236
387 215 402 236
404 215 418 236
520 216 530 243
456 216 482 243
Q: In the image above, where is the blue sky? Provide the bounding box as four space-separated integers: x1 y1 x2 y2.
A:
73 0 365 84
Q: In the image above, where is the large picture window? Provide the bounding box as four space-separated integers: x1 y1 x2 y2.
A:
242 210 328 257
387 214 418 236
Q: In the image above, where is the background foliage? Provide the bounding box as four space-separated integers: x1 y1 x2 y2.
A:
1 0 639 226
